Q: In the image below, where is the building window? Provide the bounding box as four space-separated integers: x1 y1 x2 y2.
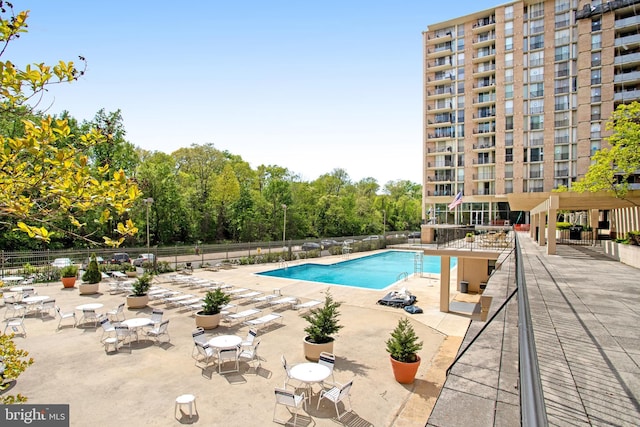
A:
505 132 513 147
591 69 601 85
555 29 570 46
530 67 544 82
504 5 514 20
590 123 601 139
591 34 601 50
555 95 569 111
530 115 544 130
506 116 514 130
505 100 513 114
529 19 544 34
591 105 601 121
529 82 544 98
555 78 569 94
505 36 513 51
529 99 544 114
528 51 544 67
591 52 601 67
555 45 570 61
530 147 543 162
457 53 464 66
505 148 513 162
530 34 544 50
555 62 569 78
505 84 513 99
590 140 601 156
592 17 601 32
591 87 601 103
555 12 570 29
555 111 570 127
505 68 514 83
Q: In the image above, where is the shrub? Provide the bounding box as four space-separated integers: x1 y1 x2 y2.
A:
131 273 152 296
60 265 78 278
201 288 231 315
386 317 423 363
303 289 343 344
81 254 101 284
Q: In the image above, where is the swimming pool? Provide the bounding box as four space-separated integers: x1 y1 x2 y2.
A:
257 250 457 290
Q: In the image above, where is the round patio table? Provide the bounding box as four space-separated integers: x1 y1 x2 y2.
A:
75 303 104 311
289 362 331 403
121 318 154 341
208 335 242 350
22 295 49 304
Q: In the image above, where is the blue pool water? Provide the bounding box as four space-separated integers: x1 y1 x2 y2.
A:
257 250 457 290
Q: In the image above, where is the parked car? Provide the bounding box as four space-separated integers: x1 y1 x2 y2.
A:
81 256 105 270
109 253 130 264
362 235 380 241
342 239 356 246
320 239 339 248
301 242 321 251
133 253 155 267
408 231 421 238
51 258 73 268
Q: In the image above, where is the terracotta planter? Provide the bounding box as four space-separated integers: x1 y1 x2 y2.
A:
303 337 334 362
389 355 421 384
195 312 222 330
61 277 77 288
126 294 149 309
126 271 137 278
79 283 100 295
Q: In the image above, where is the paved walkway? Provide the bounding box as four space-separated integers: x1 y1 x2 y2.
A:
428 233 640 426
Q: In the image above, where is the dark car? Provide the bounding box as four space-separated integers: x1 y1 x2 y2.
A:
81 256 105 270
301 242 321 251
408 231 421 238
110 252 130 264
320 239 339 248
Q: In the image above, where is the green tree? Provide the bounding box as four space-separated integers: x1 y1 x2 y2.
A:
574 101 640 199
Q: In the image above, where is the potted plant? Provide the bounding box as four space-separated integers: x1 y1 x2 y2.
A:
79 254 101 295
60 265 78 288
126 273 152 309
195 288 231 329
465 232 475 242
123 262 137 278
386 317 424 384
302 289 343 361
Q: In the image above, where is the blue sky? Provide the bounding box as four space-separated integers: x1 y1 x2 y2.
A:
11 1 500 185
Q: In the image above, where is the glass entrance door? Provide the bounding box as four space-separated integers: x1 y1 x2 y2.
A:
471 210 484 225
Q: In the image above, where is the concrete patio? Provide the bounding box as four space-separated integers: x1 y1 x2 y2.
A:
1 250 473 426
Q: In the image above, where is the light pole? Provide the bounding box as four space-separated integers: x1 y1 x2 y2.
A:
282 204 287 248
143 198 154 252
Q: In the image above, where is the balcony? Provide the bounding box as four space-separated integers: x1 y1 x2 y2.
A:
472 49 496 62
473 158 495 165
555 169 569 177
615 34 640 49
473 32 496 48
473 93 496 106
473 173 495 180
613 89 640 102
428 102 454 113
472 17 495 33
615 14 640 31
615 52 640 66
473 63 496 77
614 70 640 84
473 126 496 135
426 30 453 44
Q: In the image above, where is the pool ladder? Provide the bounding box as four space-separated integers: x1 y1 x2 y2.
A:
397 272 409 282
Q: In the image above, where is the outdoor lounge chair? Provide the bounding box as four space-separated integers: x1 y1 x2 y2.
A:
224 308 261 326
244 313 283 330
269 296 299 310
294 300 321 312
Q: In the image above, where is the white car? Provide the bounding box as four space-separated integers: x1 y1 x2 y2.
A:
133 253 155 267
51 258 72 268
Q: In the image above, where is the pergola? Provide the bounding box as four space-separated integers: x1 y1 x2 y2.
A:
506 190 640 255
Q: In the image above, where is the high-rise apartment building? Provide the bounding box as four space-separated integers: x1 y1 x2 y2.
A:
422 0 640 225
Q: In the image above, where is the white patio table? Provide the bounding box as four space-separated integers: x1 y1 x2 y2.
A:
289 362 331 403
121 317 154 342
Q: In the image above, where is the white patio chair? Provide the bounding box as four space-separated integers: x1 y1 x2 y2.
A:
194 342 216 368
273 387 306 425
280 355 300 388
113 325 135 351
241 328 257 348
218 346 240 374
4 300 25 319
3 313 26 337
99 315 116 342
145 319 170 344
106 303 126 322
316 380 353 420
238 340 261 373
55 306 76 330
149 309 164 326
38 299 56 318
318 351 336 386
191 327 207 359
79 309 99 328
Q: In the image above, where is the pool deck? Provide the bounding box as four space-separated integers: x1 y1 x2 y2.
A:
2 250 474 426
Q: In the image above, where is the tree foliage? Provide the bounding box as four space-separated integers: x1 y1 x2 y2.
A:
0 5 140 246
0 333 34 404
574 101 640 199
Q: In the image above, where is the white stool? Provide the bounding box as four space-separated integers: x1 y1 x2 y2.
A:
103 337 118 353
175 394 197 420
